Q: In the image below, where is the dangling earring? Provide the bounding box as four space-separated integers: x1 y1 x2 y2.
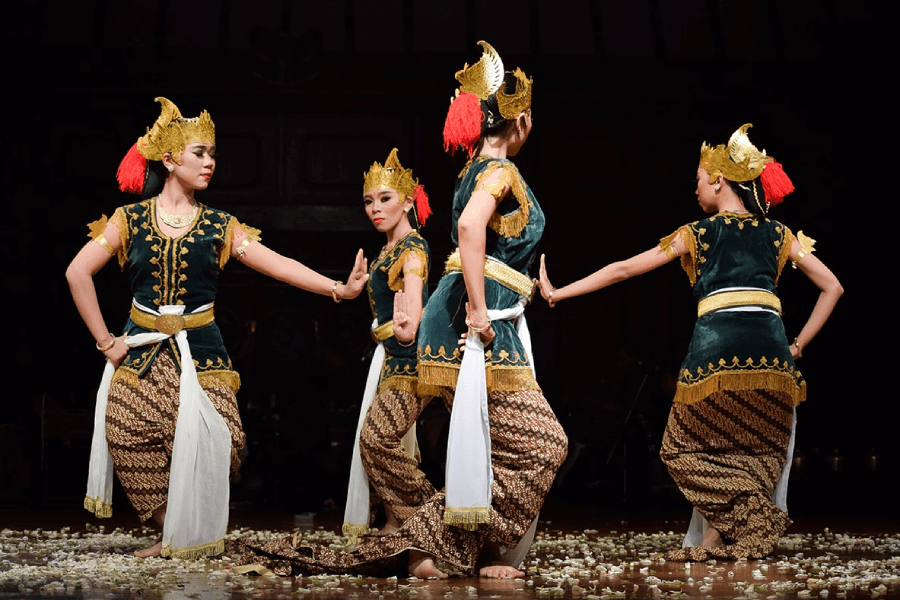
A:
167 164 175 173
714 182 721 192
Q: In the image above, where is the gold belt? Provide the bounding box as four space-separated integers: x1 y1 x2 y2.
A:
130 305 216 335
372 320 394 342
697 290 781 317
444 250 535 299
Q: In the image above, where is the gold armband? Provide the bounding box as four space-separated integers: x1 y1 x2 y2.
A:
94 234 114 255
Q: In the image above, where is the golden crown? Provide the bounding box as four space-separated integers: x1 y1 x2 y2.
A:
363 148 418 200
455 41 532 119
136 97 216 163
699 123 772 183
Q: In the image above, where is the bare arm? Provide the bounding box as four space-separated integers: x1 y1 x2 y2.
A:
66 220 128 365
457 173 504 343
788 240 843 358
233 229 368 300
540 233 688 306
392 253 425 343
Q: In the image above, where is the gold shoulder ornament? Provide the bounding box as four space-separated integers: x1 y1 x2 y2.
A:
792 230 817 267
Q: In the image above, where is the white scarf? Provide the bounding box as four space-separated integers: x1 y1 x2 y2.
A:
86 301 232 558
343 319 418 539
444 298 534 528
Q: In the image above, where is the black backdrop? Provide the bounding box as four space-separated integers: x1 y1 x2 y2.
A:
2 0 888 520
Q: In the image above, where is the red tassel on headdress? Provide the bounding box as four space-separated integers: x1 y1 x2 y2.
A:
413 184 432 226
116 143 148 194
443 92 483 156
760 160 794 206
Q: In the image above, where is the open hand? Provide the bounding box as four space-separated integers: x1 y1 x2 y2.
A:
341 249 369 299
393 290 416 344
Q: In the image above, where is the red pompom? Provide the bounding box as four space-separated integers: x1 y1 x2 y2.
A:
116 143 148 194
443 93 483 156
413 184 432 226
760 160 794 206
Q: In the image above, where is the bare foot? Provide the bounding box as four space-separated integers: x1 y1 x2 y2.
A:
479 564 524 579
134 537 162 558
376 508 401 536
409 550 448 579
375 522 399 536
700 527 724 549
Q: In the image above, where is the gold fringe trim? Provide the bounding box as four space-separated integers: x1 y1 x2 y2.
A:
221 217 262 269
342 522 372 544
417 362 540 394
674 370 806 406
387 247 429 292
113 207 129 269
678 225 699 286
84 495 113 518
775 225 794 285
378 375 418 396
443 507 489 530
160 537 224 560
197 369 242 392
111 366 241 392
486 164 532 238
111 366 141 390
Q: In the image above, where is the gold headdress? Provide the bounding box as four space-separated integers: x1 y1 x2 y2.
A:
453 41 532 119
699 123 772 184
136 97 216 163
363 148 418 200
497 68 533 120
363 148 432 226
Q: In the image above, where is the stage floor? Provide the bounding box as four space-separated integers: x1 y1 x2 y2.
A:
2 504 898 599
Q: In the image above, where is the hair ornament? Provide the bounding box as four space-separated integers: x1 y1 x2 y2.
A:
363 149 431 226
496 68 533 120
699 123 794 207
455 41 505 101
116 97 215 194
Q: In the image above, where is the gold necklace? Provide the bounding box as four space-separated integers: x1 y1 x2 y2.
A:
157 200 198 228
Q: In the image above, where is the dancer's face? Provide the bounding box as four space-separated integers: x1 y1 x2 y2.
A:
364 187 411 235
170 142 216 190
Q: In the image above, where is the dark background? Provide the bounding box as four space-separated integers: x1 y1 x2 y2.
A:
2 1 888 523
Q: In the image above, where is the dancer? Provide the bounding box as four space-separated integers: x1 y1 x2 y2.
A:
539 124 842 560
343 148 433 541
67 97 369 559
233 42 567 579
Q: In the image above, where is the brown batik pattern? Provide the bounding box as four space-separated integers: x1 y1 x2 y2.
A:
659 389 793 561
232 388 568 575
360 389 436 524
106 350 245 522
475 389 569 548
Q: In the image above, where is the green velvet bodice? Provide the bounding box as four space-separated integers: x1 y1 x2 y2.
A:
662 212 806 405
367 231 430 393
417 156 544 395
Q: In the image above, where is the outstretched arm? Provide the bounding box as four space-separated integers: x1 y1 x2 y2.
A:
233 228 368 300
788 240 843 358
66 220 128 365
540 233 687 306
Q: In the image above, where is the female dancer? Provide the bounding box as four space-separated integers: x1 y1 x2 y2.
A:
67 97 369 559
539 124 842 560
412 40 568 577
343 148 433 540
233 42 567 579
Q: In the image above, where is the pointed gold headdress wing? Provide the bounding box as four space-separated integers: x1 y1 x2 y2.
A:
136 97 216 163
363 148 418 200
454 41 532 119
699 123 772 183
